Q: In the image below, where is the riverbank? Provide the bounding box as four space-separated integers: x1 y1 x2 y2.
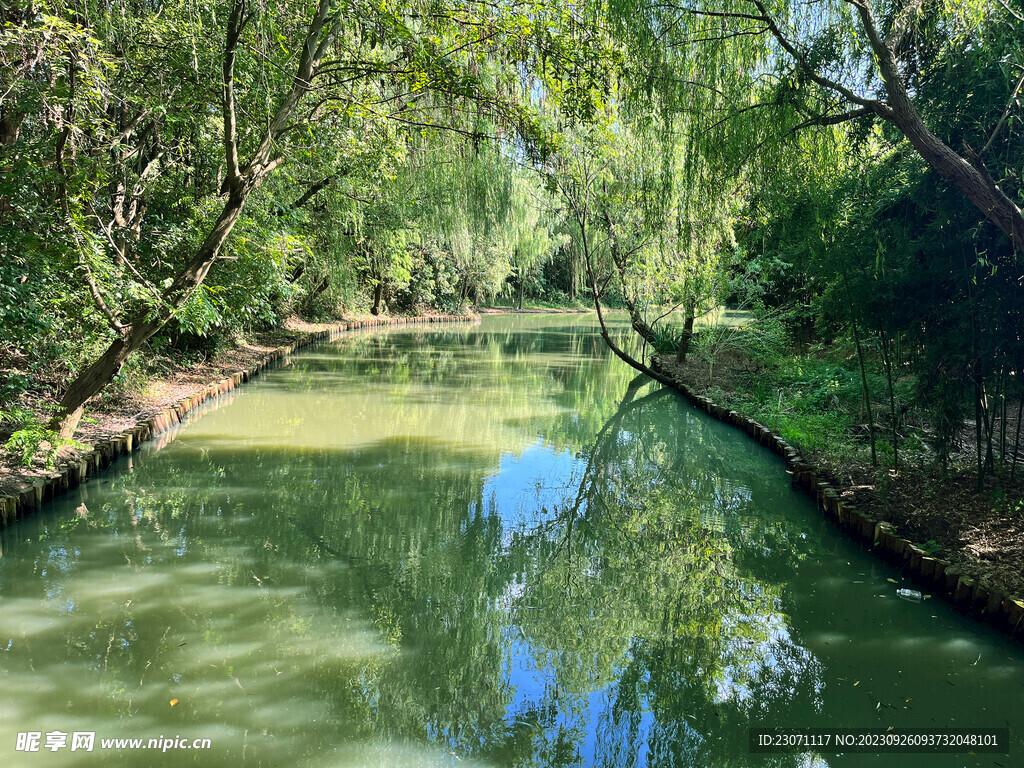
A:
653 350 1024 613
0 314 474 501
6 311 1021 765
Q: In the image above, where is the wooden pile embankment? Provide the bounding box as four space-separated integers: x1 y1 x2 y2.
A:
0 315 473 528
650 358 1024 645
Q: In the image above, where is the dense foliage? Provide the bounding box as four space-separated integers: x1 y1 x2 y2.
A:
2 0 1023 486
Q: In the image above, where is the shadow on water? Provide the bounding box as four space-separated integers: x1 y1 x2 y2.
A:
0 315 1021 767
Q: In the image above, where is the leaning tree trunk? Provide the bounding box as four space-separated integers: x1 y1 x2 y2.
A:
51 191 250 439
850 2 1024 254
890 103 1024 255
752 0 1024 256
600 209 659 348
578 231 675 389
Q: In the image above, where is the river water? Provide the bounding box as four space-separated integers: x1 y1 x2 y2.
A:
0 314 1020 767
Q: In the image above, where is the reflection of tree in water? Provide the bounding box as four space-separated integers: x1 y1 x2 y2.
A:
279 321 643 445
505 379 825 767
9 323 827 767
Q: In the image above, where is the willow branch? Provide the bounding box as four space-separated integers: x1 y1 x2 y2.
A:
788 106 872 133
748 0 889 115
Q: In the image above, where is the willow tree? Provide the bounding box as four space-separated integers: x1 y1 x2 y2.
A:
604 0 1024 255
11 0 576 439
403 134 521 307
540 72 741 377
546 123 678 385
597 117 742 362
506 172 562 309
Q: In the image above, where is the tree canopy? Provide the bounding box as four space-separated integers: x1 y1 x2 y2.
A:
2 0 1023 480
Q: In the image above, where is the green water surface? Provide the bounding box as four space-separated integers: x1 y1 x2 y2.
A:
1 314 1021 767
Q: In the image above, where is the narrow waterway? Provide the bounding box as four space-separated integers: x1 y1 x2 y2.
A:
1 314 1020 767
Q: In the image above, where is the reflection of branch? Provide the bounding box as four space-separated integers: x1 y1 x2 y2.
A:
287 515 368 564
563 384 672 526
542 383 670 583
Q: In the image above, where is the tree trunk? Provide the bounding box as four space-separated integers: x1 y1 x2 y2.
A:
676 309 696 363
51 190 250 439
0 109 24 146
884 96 1024 256
848 2 1024 254
628 312 657 346
599 208 659 348
1010 394 1023 482
1000 389 1007 467
879 329 899 472
851 316 877 467
370 283 383 315
759 0 1024 256
578 227 675 388
975 370 985 491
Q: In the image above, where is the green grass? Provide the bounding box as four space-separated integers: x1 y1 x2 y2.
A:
704 350 905 467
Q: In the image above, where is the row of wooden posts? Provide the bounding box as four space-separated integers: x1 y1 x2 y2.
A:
0 314 473 528
650 358 1024 645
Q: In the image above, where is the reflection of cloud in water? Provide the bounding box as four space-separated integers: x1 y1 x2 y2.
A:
0 596 74 637
714 607 823 711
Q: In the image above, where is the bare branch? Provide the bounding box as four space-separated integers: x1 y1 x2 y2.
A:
788 106 872 133
84 203 165 306
76 251 126 336
108 109 152 154
222 0 247 188
653 3 770 25
277 176 335 215
843 0 906 107
247 0 341 175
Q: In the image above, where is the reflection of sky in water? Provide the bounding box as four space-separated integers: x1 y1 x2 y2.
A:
498 573 825 767
715 608 824 709
481 439 827 767
482 442 586 537
503 634 658 767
